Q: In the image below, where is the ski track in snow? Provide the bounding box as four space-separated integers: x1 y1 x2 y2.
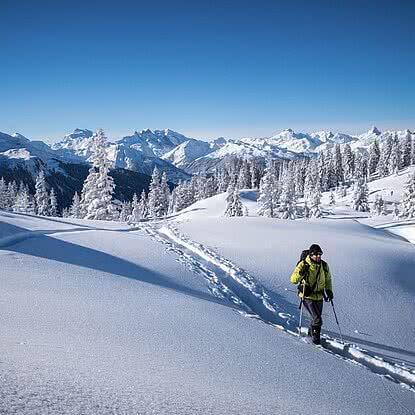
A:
141 223 415 394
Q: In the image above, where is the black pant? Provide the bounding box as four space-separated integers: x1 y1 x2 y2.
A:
303 299 323 328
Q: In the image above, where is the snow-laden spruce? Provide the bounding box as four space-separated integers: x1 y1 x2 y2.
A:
80 129 116 220
34 170 50 216
399 172 415 218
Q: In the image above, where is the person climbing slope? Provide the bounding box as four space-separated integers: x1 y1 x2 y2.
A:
290 244 333 345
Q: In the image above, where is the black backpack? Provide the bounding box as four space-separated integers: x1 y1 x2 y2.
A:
296 249 328 296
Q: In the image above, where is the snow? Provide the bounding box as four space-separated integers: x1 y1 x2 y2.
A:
2 164 415 413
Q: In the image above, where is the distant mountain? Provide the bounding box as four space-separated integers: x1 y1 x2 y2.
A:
0 131 156 209
52 128 191 182
2 125 414 182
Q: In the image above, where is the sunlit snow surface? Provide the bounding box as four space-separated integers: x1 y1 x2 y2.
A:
1 169 415 414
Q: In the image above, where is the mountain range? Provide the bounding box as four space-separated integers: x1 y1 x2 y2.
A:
0 126 413 207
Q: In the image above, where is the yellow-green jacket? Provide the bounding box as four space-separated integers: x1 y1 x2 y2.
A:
290 255 332 301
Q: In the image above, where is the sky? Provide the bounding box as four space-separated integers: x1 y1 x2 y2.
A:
1 0 414 143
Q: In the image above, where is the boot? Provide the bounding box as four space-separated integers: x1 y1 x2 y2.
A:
311 325 321 345
307 327 312 337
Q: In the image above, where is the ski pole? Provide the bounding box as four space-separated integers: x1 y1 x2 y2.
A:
330 299 344 343
298 281 306 338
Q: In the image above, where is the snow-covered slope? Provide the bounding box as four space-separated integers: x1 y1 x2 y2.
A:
1 173 415 414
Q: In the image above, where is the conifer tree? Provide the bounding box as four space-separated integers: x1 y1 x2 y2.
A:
81 129 116 220
257 160 279 218
224 189 244 217
160 172 170 216
148 167 167 218
334 144 344 185
377 135 393 177
402 131 412 168
372 194 385 216
49 188 58 216
7 181 18 211
342 144 354 181
392 203 400 220
129 193 141 222
309 181 322 218
352 179 369 212
70 192 82 218
389 133 401 175
411 134 415 165
368 139 381 175
13 182 30 213
250 162 260 189
137 190 149 219
329 190 336 206
399 172 415 218
0 177 8 209
279 170 297 220
35 170 50 216
303 202 310 219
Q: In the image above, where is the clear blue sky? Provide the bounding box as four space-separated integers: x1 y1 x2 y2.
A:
1 0 414 142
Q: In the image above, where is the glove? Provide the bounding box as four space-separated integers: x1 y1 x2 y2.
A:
325 289 333 301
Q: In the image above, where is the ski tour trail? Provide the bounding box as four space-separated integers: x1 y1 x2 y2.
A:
137 222 415 395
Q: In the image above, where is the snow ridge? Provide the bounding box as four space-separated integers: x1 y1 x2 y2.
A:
143 223 415 393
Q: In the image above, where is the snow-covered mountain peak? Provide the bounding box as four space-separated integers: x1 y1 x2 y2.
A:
11 132 30 141
369 125 381 135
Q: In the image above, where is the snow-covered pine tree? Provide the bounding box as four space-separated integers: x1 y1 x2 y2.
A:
49 188 58 217
138 190 149 219
411 134 415 165
237 160 251 189
204 176 217 199
70 192 81 218
279 169 297 220
119 202 132 222
129 193 140 222
193 173 206 201
217 168 230 193
354 152 368 182
377 135 393 177
224 189 244 217
352 179 370 212
399 172 415 218
0 177 8 209
402 131 412 168
6 181 18 211
61 208 70 218
250 161 260 189
303 202 310 219
392 202 400 220
80 166 98 218
368 139 381 175
160 172 170 216
317 152 329 192
327 149 338 190
13 182 30 213
334 144 344 186
172 181 194 212
81 129 116 220
294 159 307 198
309 181 322 218
148 166 167 218
389 133 401 175
371 194 385 216
329 190 336 205
34 170 50 216
342 144 354 182
304 159 319 205
257 160 279 218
